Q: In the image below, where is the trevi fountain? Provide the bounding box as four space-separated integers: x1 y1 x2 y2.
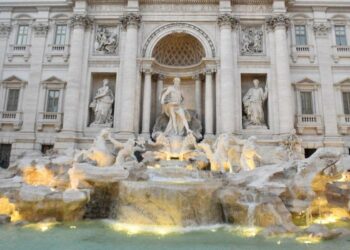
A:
0 77 349 249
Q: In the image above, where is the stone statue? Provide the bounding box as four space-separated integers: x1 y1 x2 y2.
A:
90 79 114 127
240 136 261 171
158 77 193 137
283 129 303 160
95 27 119 54
108 133 145 167
74 128 115 167
242 79 268 128
198 134 242 173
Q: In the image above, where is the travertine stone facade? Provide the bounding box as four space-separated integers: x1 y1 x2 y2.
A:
1 0 350 163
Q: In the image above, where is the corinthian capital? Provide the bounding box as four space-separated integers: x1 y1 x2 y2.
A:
0 23 11 37
33 22 49 37
217 13 239 29
70 15 92 28
120 13 142 29
266 14 290 30
313 22 330 37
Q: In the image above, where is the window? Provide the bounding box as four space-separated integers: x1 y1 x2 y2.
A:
295 25 307 46
0 144 12 169
304 148 317 159
335 25 347 46
46 90 60 112
54 25 67 45
300 91 314 114
343 92 350 114
41 144 54 155
6 89 20 112
16 25 29 45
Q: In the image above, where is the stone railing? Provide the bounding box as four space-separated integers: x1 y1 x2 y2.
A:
46 44 70 62
332 45 350 62
291 45 315 63
0 111 23 130
296 114 324 134
337 114 350 134
7 44 31 62
37 112 63 131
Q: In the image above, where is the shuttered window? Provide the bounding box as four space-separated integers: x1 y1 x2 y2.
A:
300 91 314 114
46 90 60 112
54 25 67 45
343 92 350 114
16 25 29 45
335 25 347 46
6 89 20 112
295 25 307 46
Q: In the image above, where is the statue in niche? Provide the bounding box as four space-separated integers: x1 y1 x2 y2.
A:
95 26 119 54
152 77 202 140
242 79 268 128
241 26 263 55
90 79 114 127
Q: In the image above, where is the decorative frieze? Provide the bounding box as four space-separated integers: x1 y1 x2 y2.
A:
70 15 92 28
95 26 119 55
32 22 49 36
266 14 290 30
217 13 239 29
120 13 141 29
240 26 264 55
0 23 11 37
313 22 330 37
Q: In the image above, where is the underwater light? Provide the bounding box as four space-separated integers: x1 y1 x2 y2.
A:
313 215 339 225
24 222 58 232
110 223 177 236
295 235 321 244
233 226 262 238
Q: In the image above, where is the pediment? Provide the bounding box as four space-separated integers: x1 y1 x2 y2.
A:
1 75 26 84
334 78 350 89
41 76 67 88
293 77 320 90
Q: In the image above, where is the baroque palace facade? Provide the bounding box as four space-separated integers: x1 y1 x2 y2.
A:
1 0 350 166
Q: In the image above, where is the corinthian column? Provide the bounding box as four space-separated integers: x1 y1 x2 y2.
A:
62 15 91 133
194 74 202 120
119 13 141 135
217 14 238 134
267 14 294 134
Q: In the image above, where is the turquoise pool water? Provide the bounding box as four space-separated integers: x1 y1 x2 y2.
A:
0 221 349 250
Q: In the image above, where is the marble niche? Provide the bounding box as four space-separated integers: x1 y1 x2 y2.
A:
89 73 116 127
241 74 269 130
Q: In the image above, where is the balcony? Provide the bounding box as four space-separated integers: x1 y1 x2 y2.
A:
7 44 31 62
0 111 23 130
332 45 350 63
296 114 324 135
337 114 350 134
291 45 315 63
46 44 70 62
37 112 63 132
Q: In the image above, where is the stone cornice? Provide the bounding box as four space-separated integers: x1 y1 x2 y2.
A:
32 22 49 36
120 13 142 29
217 13 239 29
266 14 290 29
0 23 11 37
70 14 92 29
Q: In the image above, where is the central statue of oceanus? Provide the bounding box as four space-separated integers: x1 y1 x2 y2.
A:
152 77 202 140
